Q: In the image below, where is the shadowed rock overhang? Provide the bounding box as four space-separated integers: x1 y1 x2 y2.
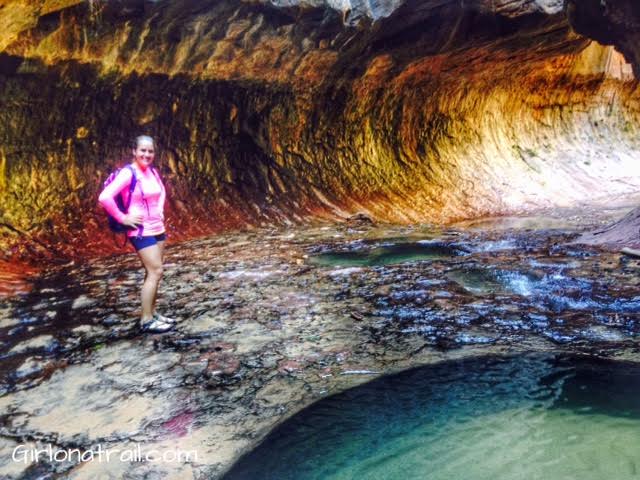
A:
0 0 639 262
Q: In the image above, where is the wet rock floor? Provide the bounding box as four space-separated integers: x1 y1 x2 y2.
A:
1 206 640 479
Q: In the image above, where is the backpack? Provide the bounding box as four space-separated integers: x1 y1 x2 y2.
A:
102 164 138 244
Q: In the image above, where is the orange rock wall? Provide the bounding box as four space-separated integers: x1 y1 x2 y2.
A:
0 0 639 263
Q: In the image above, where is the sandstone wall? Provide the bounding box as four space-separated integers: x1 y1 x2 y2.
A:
0 0 639 261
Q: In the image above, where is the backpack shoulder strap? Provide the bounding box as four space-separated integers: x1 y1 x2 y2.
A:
122 165 138 212
124 164 137 193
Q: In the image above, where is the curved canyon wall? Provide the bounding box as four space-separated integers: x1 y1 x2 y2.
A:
0 0 639 262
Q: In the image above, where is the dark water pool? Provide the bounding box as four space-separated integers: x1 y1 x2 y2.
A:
309 242 466 267
224 354 640 480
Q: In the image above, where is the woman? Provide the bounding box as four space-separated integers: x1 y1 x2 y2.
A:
99 135 175 333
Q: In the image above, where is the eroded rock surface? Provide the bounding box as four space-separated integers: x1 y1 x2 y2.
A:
0 0 639 263
2 203 640 479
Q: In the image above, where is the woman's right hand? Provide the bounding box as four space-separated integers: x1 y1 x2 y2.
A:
122 213 144 228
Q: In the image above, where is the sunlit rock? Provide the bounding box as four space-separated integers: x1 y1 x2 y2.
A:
0 0 638 262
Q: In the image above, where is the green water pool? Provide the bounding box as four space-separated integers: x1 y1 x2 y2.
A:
224 355 640 480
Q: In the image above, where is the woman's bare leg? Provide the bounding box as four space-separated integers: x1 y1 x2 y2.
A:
152 239 165 313
137 244 163 321
157 239 166 261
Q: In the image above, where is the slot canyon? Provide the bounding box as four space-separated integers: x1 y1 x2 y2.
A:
2 1 640 479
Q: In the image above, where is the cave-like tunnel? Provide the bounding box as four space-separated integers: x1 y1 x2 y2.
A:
1 0 640 265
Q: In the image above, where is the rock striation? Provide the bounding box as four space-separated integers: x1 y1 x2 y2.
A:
0 0 639 262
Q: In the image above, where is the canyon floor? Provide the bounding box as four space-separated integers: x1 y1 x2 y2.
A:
2 195 640 479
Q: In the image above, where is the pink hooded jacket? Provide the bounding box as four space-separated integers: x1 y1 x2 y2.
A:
98 164 166 237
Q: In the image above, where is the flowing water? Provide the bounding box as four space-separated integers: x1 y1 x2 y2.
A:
224 354 640 480
2 205 640 479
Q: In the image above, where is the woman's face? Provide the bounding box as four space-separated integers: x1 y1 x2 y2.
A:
133 139 155 170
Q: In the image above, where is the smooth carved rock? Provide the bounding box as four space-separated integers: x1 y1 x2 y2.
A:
0 0 638 261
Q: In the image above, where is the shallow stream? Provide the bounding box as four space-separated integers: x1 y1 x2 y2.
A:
1 203 640 478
